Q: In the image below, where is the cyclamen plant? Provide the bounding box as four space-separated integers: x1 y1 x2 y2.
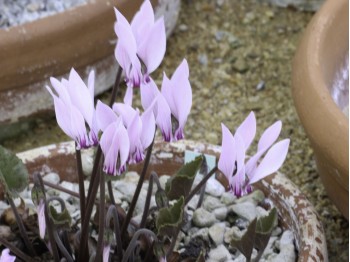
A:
0 1 289 262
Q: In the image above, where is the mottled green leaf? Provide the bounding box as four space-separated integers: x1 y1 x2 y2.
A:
0 145 29 197
155 189 169 209
156 197 184 236
165 156 203 200
49 206 71 228
255 208 277 255
230 218 257 261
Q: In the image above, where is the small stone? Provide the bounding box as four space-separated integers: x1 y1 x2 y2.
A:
43 172 60 185
220 192 236 205
271 227 282 237
256 80 265 91
178 24 188 31
81 150 94 175
158 175 170 189
209 222 226 246
215 31 225 41
192 208 216 227
232 58 249 73
235 190 265 206
124 171 140 184
203 195 224 212
280 230 294 246
271 244 296 262
198 54 208 66
243 12 255 24
208 244 231 262
216 0 225 7
256 206 269 218
224 226 241 243
186 194 200 211
205 177 225 197
229 202 257 221
213 206 228 221
59 181 75 201
114 181 136 203
192 227 209 242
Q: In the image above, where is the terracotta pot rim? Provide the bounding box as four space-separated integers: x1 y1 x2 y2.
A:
292 0 349 181
16 139 328 261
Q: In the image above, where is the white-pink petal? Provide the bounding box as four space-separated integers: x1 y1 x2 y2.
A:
235 111 256 150
218 123 236 181
257 120 282 152
137 16 166 74
96 100 118 132
249 139 290 184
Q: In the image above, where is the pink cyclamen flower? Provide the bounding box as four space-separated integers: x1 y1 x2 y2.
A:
140 60 192 142
140 78 172 141
113 103 156 163
218 112 290 197
161 59 192 140
114 0 166 104
37 199 46 238
46 68 98 149
96 101 130 175
0 249 15 262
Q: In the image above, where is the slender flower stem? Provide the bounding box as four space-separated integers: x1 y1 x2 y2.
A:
7 196 36 256
34 173 60 262
75 146 86 225
86 147 102 208
78 159 102 262
53 230 74 262
0 238 36 262
107 181 116 205
121 229 157 262
106 206 123 260
109 66 123 106
95 172 106 262
140 173 154 228
121 138 155 238
185 166 218 206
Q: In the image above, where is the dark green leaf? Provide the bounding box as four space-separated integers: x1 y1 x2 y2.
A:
254 208 277 255
155 189 169 209
230 218 257 261
0 145 29 197
165 156 203 200
156 197 184 236
49 206 71 228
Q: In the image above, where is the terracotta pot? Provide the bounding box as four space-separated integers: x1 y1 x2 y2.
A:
16 140 328 261
291 0 349 218
0 0 180 127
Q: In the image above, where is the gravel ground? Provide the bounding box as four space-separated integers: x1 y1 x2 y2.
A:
0 0 88 28
1 0 348 260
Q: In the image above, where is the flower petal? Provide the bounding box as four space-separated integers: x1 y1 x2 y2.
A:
235 111 256 150
131 0 154 45
140 78 159 111
218 123 236 181
249 139 290 184
38 200 46 239
67 68 94 127
137 16 166 74
140 106 156 149
0 249 16 262
112 103 136 127
96 100 118 132
257 120 282 152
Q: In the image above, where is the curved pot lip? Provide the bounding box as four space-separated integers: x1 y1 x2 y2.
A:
0 0 156 91
16 139 328 261
292 0 349 174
